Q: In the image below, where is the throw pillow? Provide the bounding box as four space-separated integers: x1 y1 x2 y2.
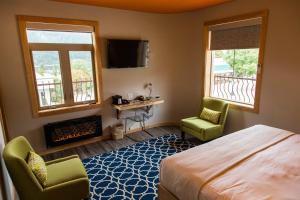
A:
200 107 221 124
27 151 47 187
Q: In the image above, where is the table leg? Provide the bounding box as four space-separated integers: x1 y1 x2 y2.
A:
116 110 121 119
124 118 127 134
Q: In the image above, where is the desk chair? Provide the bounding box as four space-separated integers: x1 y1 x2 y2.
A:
124 107 153 133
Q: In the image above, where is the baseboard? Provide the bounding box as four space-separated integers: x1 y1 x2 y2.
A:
40 121 178 156
158 184 179 200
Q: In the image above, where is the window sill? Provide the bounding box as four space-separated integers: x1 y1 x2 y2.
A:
34 103 102 118
228 101 258 113
208 97 258 113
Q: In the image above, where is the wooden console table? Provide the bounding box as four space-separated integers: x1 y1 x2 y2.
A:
113 99 164 119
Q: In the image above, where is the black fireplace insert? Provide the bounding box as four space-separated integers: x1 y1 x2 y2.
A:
44 115 102 147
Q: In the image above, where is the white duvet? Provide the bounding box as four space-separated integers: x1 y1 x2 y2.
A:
160 125 300 200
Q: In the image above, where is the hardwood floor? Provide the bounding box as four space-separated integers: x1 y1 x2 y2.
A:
43 126 201 161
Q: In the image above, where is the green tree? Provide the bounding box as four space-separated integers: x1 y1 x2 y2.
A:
70 59 94 95
71 59 92 81
36 64 46 76
218 49 259 77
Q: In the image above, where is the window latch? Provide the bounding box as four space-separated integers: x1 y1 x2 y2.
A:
257 63 262 74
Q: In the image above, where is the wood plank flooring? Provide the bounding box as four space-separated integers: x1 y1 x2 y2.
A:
43 126 201 161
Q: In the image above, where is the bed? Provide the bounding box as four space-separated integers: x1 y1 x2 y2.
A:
159 125 300 200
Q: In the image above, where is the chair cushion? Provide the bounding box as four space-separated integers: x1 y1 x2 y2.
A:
200 107 221 124
46 157 87 187
27 151 47 187
181 117 223 141
181 117 219 133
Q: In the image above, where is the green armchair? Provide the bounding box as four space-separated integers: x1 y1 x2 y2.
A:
3 136 90 200
181 97 229 141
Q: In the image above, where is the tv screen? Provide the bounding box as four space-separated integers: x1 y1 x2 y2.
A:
107 39 149 68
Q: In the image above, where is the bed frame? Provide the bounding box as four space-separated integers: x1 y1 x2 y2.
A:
158 183 179 200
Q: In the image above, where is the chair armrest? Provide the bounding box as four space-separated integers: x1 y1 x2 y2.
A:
46 155 79 165
43 177 89 199
204 125 223 141
44 177 88 191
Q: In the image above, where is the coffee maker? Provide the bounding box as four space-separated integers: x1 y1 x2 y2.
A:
112 95 122 105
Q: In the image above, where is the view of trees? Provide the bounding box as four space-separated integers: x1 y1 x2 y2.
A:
70 52 93 81
214 49 259 77
33 51 94 105
33 51 93 82
29 30 95 106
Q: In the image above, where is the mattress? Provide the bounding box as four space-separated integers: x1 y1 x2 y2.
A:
160 125 300 200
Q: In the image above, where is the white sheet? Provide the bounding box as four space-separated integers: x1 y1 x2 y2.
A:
160 125 300 200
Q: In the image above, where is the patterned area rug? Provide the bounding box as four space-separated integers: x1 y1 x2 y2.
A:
82 134 197 200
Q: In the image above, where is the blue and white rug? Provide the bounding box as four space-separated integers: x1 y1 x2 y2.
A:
82 134 197 200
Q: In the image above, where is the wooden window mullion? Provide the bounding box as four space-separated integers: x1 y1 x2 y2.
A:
59 50 74 106
90 50 98 103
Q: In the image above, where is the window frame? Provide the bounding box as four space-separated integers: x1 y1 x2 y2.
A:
202 10 268 113
18 15 103 117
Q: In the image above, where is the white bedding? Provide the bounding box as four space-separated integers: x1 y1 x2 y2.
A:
160 125 300 200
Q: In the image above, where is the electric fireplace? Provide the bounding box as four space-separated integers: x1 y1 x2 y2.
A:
44 115 102 147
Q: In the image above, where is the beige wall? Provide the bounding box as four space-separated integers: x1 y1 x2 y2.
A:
0 0 299 152
0 0 200 152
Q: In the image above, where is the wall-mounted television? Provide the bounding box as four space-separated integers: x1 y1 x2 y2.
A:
107 39 149 68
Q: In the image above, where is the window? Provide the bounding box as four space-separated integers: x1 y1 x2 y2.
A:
18 16 103 117
203 11 268 112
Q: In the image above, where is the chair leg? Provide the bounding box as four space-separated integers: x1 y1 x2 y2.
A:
181 131 185 140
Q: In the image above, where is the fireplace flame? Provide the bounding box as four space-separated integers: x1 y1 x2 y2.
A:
52 122 97 142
